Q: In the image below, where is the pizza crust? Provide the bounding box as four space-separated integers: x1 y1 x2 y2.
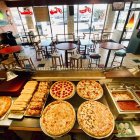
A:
77 101 114 138
40 101 75 137
0 96 12 118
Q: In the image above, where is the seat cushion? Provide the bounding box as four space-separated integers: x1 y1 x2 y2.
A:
115 50 126 57
90 54 101 59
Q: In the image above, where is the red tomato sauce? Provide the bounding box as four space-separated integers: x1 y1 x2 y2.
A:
117 101 140 111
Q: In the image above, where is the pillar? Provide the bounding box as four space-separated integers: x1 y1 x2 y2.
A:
104 4 116 32
67 6 74 39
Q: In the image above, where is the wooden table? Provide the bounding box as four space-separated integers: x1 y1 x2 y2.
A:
80 39 94 59
0 46 22 65
99 42 124 67
56 43 77 68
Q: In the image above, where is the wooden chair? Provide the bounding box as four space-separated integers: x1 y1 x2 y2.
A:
70 50 82 68
56 33 75 43
33 41 46 60
51 52 64 68
18 53 36 69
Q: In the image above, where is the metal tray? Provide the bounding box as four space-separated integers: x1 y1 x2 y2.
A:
111 90 135 101
24 93 49 118
8 113 24 120
104 84 140 120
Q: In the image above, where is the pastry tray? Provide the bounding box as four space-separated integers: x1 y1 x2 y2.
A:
115 121 136 137
24 94 49 118
8 112 24 120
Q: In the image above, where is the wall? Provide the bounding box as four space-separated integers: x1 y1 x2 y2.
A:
0 1 18 35
127 12 140 54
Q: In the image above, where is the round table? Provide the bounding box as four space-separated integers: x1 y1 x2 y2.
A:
99 42 124 67
0 46 22 65
56 43 77 68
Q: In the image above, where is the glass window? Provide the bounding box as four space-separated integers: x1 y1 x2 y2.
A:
49 5 65 38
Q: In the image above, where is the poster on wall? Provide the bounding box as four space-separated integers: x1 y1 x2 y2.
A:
0 10 9 26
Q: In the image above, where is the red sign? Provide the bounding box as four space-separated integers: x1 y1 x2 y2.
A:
19 9 33 15
79 6 91 14
50 7 62 15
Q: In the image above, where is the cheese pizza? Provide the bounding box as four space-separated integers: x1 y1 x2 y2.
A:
77 80 103 100
50 81 75 100
40 101 75 137
0 96 12 118
77 101 114 138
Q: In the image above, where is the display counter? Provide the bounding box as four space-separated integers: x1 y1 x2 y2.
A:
1 68 140 139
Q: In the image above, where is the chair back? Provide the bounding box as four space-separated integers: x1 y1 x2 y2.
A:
56 33 75 43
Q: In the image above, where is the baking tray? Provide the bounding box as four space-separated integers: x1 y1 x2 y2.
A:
111 90 135 101
24 93 49 118
115 121 135 137
115 100 140 112
131 90 140 102
8 112 24 120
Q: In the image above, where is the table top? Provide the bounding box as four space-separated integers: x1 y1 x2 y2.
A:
0 46 22 54
80 39 94 46
40 39 52 47
99 42 124 50
56 43 77 51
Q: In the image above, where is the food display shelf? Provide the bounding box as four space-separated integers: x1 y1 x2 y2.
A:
104 83 140 120
9 81 109 132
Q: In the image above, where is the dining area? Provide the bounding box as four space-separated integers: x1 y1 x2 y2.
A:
0 31 128 71
30 32 128 70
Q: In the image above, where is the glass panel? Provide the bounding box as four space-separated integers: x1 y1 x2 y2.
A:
49 5 65 39
74 5 78 38
10 8 24 34
116 3 130 30
78 4 92 36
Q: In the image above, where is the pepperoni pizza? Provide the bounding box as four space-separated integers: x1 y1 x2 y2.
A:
50 81 75 100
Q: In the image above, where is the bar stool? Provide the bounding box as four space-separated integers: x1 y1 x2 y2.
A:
18 53 36 69
111 49 126 67
70 54 82 68
88 53 101 68
51 52 64 68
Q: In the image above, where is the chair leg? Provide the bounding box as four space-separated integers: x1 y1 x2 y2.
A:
111 55 116 67
120 56 124 66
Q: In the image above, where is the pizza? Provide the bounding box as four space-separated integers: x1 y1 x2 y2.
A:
50 81 75 100
40 101 75 137
0 96 12 118
77 101 114 138
77 80 103 100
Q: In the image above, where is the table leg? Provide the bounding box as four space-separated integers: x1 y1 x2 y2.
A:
105 50 111 67
65 50 68 68
13 53 20 66
82 45 87 59
45 46 51 58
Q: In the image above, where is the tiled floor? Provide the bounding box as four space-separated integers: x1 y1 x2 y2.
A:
20 43 140 70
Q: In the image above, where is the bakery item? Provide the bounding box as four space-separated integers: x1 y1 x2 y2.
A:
50 81 75 100
40 101 75 137
77 80 103 100
26 109 41 116
0 96 11 118
77 101 114 138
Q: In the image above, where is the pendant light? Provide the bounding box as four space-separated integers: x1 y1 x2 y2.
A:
126 13 134 29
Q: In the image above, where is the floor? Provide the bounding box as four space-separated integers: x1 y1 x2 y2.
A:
19 42 140 71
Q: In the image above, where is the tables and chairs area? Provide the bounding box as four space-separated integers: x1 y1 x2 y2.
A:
0 31 127 70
